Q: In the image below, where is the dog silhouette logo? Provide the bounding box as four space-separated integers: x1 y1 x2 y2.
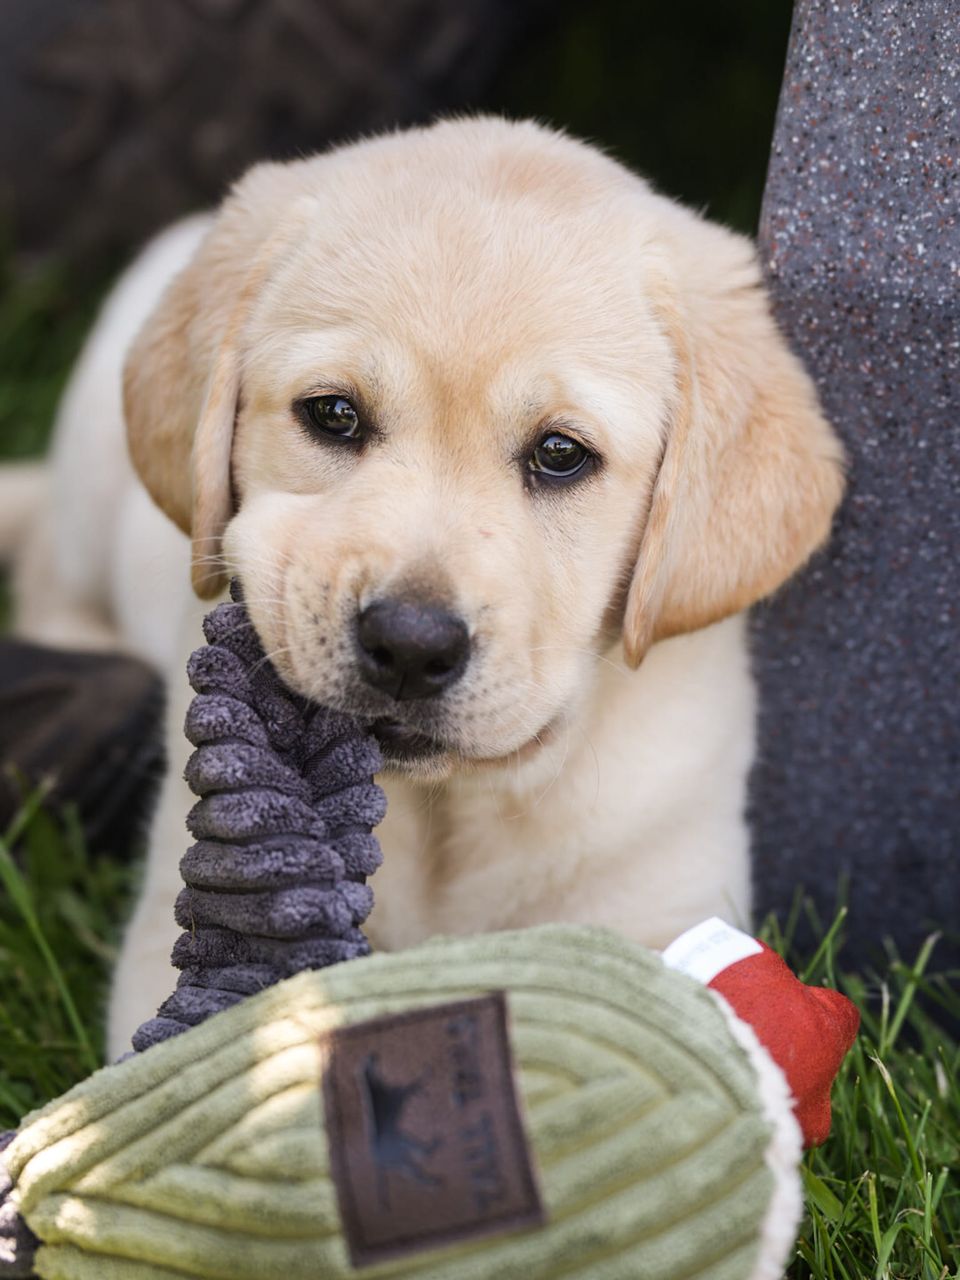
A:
360 1052 443 1207
323 995 543 1265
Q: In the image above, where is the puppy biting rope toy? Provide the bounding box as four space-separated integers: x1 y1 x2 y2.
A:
0 581 858 1280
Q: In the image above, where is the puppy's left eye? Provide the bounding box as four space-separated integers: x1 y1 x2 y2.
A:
528 432 593 482
298 394 362 440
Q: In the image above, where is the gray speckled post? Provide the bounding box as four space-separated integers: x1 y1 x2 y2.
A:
751 0 959 972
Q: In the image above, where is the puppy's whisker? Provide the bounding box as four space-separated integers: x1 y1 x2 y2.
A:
248 645 296 677
527 722 573 814
243 597 290 611
527 644 631 682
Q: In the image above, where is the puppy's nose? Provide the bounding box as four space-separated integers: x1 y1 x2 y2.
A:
355 598 470 700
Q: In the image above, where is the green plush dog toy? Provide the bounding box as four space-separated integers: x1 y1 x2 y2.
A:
0 588 857 1280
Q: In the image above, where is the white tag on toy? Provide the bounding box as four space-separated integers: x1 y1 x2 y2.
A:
661 917 763 985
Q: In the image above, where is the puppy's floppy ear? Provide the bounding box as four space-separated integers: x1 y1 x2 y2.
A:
124 162 310 598
622 217 845 666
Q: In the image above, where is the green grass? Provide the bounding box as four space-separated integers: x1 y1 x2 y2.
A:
760 904 960 1279
0 792 135 1120
0 792 956 1278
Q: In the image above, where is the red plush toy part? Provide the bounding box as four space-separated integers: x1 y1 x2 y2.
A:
662 919 860 1148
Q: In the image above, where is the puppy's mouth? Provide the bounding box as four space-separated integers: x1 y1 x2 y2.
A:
370 711 562 773
371 717 448 764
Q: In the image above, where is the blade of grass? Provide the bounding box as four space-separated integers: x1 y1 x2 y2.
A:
869 1055 926 1187
799 905 849 984
0 1077 28 1116
803 1165 846 1223
875 1219 906 1278
0 807 98 1074
866 1172 882 1259
879 932 942 1056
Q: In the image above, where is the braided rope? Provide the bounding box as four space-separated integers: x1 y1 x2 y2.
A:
132 581 385 1051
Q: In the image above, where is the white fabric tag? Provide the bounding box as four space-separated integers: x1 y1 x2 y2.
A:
661 917 763 985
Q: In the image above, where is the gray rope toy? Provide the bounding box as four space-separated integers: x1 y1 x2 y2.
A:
133 578 386 1050
1 580 386 1274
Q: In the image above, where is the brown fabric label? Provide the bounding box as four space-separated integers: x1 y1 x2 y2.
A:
322 992 544 1267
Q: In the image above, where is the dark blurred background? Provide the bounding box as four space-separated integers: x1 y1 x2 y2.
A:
0 0 793 460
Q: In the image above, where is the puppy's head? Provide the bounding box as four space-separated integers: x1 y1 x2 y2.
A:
125 117 843 779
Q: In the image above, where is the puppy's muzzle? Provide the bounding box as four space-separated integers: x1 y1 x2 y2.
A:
355 597 470 701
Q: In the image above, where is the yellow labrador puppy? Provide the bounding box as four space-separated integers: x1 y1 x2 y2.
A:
6 118 843 1058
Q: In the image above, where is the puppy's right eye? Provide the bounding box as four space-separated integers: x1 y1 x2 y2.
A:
298 395 362 441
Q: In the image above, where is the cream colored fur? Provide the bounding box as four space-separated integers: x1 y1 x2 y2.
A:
4 118 843 1060
0 463 46 563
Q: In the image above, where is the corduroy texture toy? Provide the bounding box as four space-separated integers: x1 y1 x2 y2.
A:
3 926 803 1280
